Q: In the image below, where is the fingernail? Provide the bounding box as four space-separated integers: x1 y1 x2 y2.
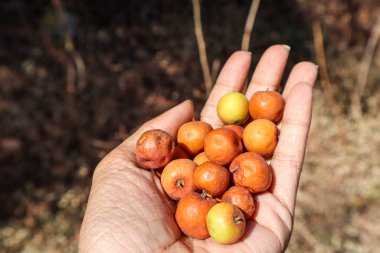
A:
186 99 194 110
315 64 319 69
184 99 193 106
282 44 291 50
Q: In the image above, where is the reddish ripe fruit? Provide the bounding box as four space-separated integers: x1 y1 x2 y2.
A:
222 186 255 219
161 159 197 200
230 152 272 193
194 161 230 197
177 121 213 155
136 129 176 169
173 146 190 160
193 152 209 166
224 125 244 140
204 128 243 166
175 192 217 239
243 119 278 158
249 91 285 123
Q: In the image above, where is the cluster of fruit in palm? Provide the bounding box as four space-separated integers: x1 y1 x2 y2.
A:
136 90 285 244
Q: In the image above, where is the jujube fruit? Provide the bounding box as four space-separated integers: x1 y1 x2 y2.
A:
222 186 255 219
230 152 272 193
206 202 246 244
173 146 190 160
224 125 244 140
217 92 249 125
204 128 242 166
194 161 230 197
135 87 286 245
161 159 197 200
243 119 278 158
249 91 285 123
193 152 209 166
175 192 217 239
177 121 213 155
136 129 176 169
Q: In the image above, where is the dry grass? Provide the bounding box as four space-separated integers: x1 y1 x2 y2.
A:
288 89 380 252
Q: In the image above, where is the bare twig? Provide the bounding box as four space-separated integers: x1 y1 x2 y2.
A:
39 33 67 69
51 0 86 93
356 17 380 98
241 0 260 51
312 21 341 116
351 17 380 119
192 0 212 94
73 51 87 90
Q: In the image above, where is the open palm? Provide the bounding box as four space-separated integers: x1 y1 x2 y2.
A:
79 45 318 253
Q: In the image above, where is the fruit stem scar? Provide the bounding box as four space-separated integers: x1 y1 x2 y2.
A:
201 189 208 199
233 214 243 224
176 178 184 188
231 165 239 173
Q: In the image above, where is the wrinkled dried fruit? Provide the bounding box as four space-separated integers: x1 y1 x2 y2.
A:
194 161 230 197
136 129 176 169
222 186 255 219
204 128 242 166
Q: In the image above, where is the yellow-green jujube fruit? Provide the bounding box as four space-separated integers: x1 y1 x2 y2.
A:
217 92 249 125
206 202 246 244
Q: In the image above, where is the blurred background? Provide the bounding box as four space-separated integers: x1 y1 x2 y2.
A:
1 0 379 252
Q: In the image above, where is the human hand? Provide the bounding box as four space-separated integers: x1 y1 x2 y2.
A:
79 45 318 253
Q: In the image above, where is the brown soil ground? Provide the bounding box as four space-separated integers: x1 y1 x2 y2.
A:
0 0 379 252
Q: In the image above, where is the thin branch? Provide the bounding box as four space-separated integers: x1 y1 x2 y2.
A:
73 51 87 90
192 0 212 95
241 0 260 51
51 0 86 93
356 16 380 98
312 21 341 116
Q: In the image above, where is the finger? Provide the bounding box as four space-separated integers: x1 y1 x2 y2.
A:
245 45 290 99
270 82 315 213
201 51 252 128
124 100 195 151
253 193 293 251
281 61 319 99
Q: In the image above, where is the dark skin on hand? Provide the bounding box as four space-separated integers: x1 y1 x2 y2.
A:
79 45 318 253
